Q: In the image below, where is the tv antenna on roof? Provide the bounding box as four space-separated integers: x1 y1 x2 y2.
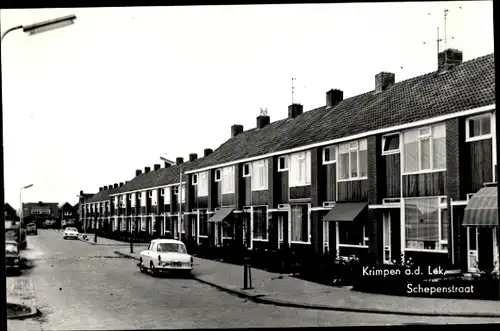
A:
291 78 296 104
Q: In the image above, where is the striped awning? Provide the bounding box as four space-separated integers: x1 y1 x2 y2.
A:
463 186 498 227
208 207 234 223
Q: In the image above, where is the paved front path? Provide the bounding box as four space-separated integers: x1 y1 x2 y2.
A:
114 248 500 318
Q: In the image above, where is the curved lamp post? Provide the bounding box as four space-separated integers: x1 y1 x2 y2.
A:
2 14 77 42
19 184 33 230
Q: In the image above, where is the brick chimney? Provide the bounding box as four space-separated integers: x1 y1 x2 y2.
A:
80 190 83 196
109 184 113 190
164 162 171 168
136 169 142 177
288 104 303 119
375 72 395 93
189 153 198 161
204 148 213 157
103 186 108 190
438 48 463 71
326 89 343 108
99 187 103 192
154 164 161 171
119 182 124 187
257 115 270 129
231 124 244 137
144 167 151 173
176 157 184 164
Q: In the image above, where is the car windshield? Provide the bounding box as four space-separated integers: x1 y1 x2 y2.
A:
156 243 187 254
6 243 18 254
66 227 77 232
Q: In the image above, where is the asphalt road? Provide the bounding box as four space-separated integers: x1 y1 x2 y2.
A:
7 230 500 330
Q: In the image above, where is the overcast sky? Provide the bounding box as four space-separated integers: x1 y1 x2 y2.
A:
1 1 494 209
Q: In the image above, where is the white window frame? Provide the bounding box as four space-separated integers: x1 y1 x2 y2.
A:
381 132 401 155
322 219 329 252
337 139 368 182
128 194 132 201
251 205 269 241
164 187 171 204
465 113 493 142
402 196 448 253
402 124 447 175
192 174 198 185
214 169 222 182
337 223 369 248
289 151 311 187
277 156 289 172
197 172 209 197
221 166 235 194
322 145 337 165
148 191 153 198
251 159 268 191
492 111 497 182
289 203 311 244
160 188 165 197
242 163 251 177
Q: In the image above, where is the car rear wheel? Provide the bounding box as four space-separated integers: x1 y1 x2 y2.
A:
139 259 146 273
150 262 158 277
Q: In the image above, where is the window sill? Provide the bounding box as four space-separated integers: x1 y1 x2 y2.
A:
322 160 336 165
198 235 208 238
290 241 311 245
289 184 312 188
251 188 268 192
338 244 369 248
337 177 368 183
466 134 492 142
404 248 448 253
252 238 268 242
402 169 446 176
382 150 400 156
221 192 235 195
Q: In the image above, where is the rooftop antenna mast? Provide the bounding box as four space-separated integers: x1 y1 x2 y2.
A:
291 77 296 104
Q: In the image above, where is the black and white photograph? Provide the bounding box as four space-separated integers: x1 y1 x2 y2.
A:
2 1 499 329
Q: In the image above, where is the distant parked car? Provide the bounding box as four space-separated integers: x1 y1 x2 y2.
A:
63 227 79 240
5 241 21 275
139 239 193 277
26 223 38 235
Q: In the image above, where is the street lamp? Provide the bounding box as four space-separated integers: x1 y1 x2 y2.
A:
1 14 77 42
19 184 33 227
161 155 183 240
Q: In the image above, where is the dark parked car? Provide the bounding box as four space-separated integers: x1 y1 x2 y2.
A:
5 241 21 275
26 222 38 235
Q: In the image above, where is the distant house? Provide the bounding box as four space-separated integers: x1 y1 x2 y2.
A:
23 201 59 228
59 202 78 228
4 203 20 222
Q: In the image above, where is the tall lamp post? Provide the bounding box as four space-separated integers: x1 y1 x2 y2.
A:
19 184 34 227
1 15 77 42
161 155 182 240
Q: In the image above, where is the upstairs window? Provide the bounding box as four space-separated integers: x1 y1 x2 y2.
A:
403 124 446 174
192 174 198 185
466 114 492 142
164 187 171 204
242 163 251 177
382 133 400 155
197 172 209 197
323 146 336 164
221 166 235 194
289 151 311 187
277 156 289 172
148 191 153 198
338 139 368 180
214 169 222 182
251 159 268 191
160 189 165 196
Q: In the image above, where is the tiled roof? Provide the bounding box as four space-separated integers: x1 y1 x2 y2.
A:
87 185 122 203
189 53 495 171
111 158 205 195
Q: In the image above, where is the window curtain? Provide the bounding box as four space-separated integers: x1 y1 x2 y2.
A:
291 205 308 242
252 206 267 239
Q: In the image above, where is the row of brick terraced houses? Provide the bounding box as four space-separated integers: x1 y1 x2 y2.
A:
78 48 498 274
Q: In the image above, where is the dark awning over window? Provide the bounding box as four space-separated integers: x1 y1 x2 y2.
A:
322 202 368 222
208 207 234 223
463 186 498 227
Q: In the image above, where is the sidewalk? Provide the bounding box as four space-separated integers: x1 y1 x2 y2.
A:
53 229 148 247
113 247 500 318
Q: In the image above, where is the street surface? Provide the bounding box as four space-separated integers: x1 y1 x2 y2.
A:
7 230 500 330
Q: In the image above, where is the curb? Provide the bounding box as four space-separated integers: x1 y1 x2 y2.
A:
112 250 500 318
55 230 146 246
7 303 39 320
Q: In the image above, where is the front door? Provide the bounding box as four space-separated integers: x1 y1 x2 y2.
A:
467 227 479 272
383 212 391 264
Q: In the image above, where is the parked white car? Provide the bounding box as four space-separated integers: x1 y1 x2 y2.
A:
139 239 193 276
63 227 79 240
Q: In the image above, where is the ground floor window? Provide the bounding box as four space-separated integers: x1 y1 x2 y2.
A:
291 204 309 243
140 217 146 232
252 206 268 240
338 222 367 246
222 218 234 238
190 215 197 237
404 197 448 251
322 214 329 252
199 210 208 236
